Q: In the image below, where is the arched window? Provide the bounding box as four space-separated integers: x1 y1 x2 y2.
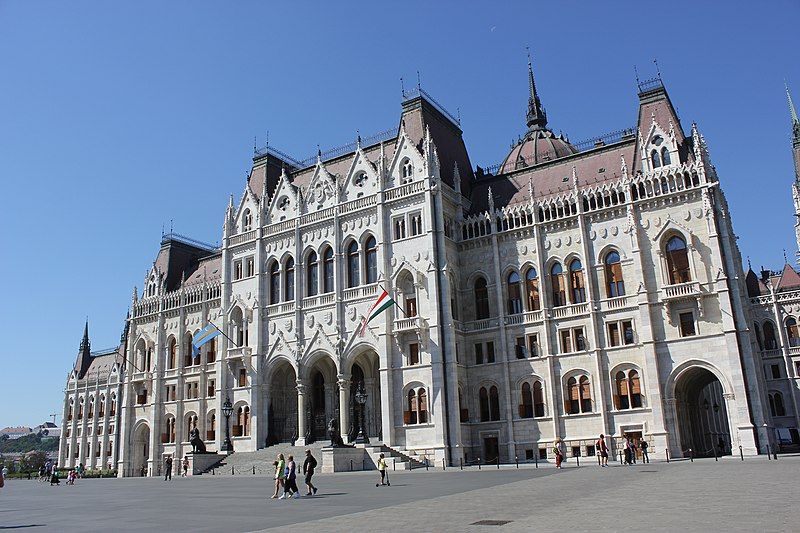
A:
651 149 661 168
754 323 764 351
110 394 116 416
78 398 84 419
566 374 593 414
786 318 800 347
519 382 533 418
242 209 252 231
551 263 566 307
418 389 428 423
604 250 625 297
207 412 216 440
763 321 778 350
284 257 295 301
88 397 94 419
525 268 540 311
489 386 500 421
322 247 334 293
474 277 490 319
185 414 198 441
665 236 691 284
773 392 786 417
206 338 216 364
184 333 194 367
231 307 246 347
235 406 250 436
401 159 413 183
164 417 175 443
168 338 177 369
365 236 378 284
479 387 490 422
405 388 428 425
68 399 74 421
306 251 318 296
146 346 153 371
614 369 643 410
347 241 360 288
533 381 545 417
98 396 105 418
661 147 671 166
569 259 586 303
269 261 280 304
507 271 522 314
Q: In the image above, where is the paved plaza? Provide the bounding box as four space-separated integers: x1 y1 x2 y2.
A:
1 457 798 532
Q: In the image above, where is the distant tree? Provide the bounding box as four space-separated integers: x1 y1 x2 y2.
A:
20 450 48 472
0 433 58 454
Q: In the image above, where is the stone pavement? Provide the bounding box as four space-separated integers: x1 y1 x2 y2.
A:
1 457 798 532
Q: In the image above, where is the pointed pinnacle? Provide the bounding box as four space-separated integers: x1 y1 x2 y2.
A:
787 82 799 124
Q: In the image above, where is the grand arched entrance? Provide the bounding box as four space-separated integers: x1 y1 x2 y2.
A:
674 367 731 457
267 361 298 445
305 354 338 443
132 422 150 477
347 350 383 442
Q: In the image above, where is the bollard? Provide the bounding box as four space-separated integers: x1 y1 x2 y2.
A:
535 453 538 469
253 465 256 475
393 459 396 471
515 456 519 469
666 448 670 464
739 445 744 461
619 450 623 463
767 444 772 460
442 458 446 471
363 459 366 470
232 466 235 475
350 459 353 471
212 468 215 475
689 449 693 463
713 444 718 462
597 453 601 466
576 453 580 467
774 447 779 461
460 457 463 470
496 456 500 469
425 458 429 471
478 457 482 470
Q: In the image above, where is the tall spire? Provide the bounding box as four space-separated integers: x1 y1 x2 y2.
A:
788 83 800 145
80 319 90 352
74 319 92 379
526 49 547 130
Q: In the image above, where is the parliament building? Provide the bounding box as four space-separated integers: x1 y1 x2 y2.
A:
57 61 800 476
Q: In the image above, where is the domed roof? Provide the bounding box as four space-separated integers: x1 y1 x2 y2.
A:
500 129 577 173
498 55 577 174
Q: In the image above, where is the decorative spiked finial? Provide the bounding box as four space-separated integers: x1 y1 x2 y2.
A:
787 83 800 147
525 48 547 130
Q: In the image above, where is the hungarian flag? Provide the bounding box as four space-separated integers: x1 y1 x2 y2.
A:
359 289 395 336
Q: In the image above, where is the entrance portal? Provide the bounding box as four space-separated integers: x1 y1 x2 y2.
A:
267 363 298 445
347 350 382 442
132 423 150 477
674 367 731 458
483 435 499 462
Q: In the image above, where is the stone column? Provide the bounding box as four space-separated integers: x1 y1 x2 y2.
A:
295 381 307 446
338 376 350 443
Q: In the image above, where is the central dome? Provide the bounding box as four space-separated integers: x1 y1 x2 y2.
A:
498 56 577 174
500 129 577 173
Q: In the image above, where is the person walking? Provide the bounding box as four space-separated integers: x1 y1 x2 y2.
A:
77 463 84 478
597 434 609 467
272 453 286 499
49 466 60 486
553 439 564 469
623 438 633 465
376 453 388 486
630 440 638 464
282 455 299 499
303 450 318 496
640 439 650 464
164 456 173 481
182 456 189 477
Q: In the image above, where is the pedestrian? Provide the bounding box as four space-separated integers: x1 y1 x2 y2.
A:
303 450 318 496
50 466 60 486
623 438 632 465
640 439 650 464
0 462 5 491
67 470 76 485
630 440 637 464
77 463 85 478
553 438 564 469
182 456 189 477
597 434 609 467
164 456 173 481
271 453 285 499
282 455 299 499
376 453 388 486
38 465 46 482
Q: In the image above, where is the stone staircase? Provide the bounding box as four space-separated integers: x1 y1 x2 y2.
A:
202 441 329 476
357 443 426 470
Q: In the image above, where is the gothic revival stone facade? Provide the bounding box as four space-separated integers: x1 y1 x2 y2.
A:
59 65 799 476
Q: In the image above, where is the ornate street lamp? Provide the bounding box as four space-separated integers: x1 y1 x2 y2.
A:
354 384 369 444
221 396 234 454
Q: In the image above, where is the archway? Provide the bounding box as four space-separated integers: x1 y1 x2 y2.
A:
305 354 337 442
132 422 150 477
674 367 731 457
348 350 383 441
267 361 298 445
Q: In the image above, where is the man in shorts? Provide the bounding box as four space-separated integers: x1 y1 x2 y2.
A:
303 450 318 496
597 434 609 467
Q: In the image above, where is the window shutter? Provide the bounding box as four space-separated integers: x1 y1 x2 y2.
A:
630 375 641 395
403 411 411 424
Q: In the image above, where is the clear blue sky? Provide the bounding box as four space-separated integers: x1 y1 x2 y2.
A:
1 1 798 428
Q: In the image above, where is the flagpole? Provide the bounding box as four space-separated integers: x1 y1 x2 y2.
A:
378 283 408 318
208 321 238 347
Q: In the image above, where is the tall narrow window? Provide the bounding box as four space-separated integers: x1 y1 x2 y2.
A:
206 338 216 364
569 259 586 303
651 149 661 168
393 217 406 240
786 318 800 347
184 334 194 367
307 251 318 296
418 389 428 423
605 251 624 297
242 209 252 231
407 390 418 424
284 257 295 300
665 236 691 284
269 261 280 304
489 386 500 421
475 343 484 365
323 247 334 293
401 159 413 183
408 343 420 365
479 387 490 421
486 341 496 363
551 263 566 307
409 213 423 236
763 322 778 350
533 381 545 417
661 147 671 165
474 277 490 319
347 241 360 287
365 236 378 284
520 382 533 418
245 257 255 277
169 338 177 369
507 272 522 314
525 268 540 311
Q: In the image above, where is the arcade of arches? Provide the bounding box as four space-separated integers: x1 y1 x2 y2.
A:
132 423 150 477
266 350 382 445
673 367 732 458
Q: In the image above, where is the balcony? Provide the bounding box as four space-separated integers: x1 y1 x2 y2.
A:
227 346 252 360
600 295 636 312
394 316 423 333
550 303 590 320
267 301 295 316
462 318 500 332
662 281 701 301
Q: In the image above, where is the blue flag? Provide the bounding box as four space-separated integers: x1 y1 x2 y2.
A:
192 323 221 360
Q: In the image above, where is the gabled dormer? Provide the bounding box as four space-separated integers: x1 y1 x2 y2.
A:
387 123 425 187
266 169 300 223
341 144 380 202
304 159 339 212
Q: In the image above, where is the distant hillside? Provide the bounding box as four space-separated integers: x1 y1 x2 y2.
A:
0 433 59 453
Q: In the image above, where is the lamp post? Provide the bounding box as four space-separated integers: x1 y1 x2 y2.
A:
354 384 369 444
221 396 234 454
